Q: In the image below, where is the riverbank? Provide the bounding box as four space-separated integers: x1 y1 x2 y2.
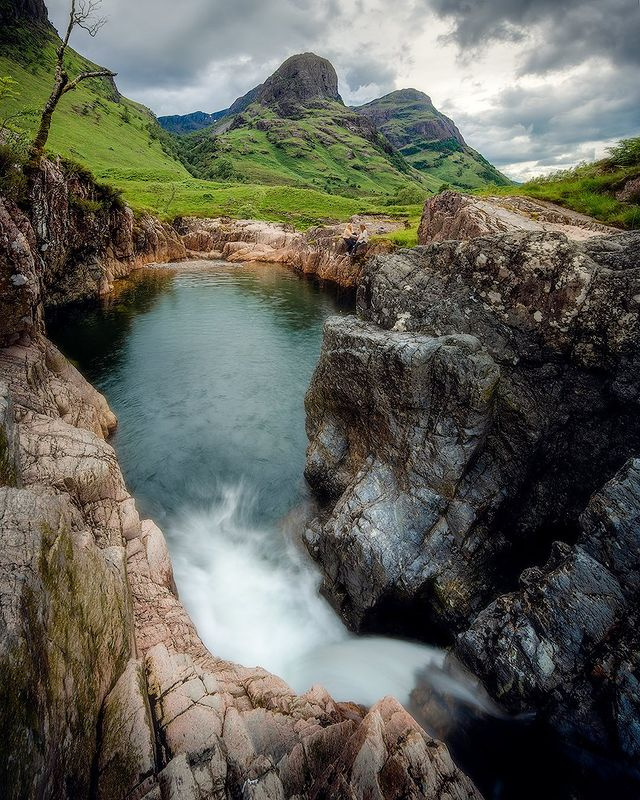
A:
0 157 483 798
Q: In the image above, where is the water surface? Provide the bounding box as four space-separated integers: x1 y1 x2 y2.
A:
49 260 593 800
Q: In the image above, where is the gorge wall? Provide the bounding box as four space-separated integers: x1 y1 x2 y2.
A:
302 227 640 784
0 159 483 798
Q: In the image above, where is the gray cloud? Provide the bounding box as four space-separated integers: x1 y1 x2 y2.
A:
427 0 640 73
46 0 352 94
43 0 640 180
452 67 640 178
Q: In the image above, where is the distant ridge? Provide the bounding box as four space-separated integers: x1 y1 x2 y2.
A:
355 89 511 188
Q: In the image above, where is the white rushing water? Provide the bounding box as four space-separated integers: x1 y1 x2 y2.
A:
169 484 498 712
50 263 501 718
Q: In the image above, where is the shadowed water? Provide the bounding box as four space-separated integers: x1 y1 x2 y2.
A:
48 261 579 800
48 262 455 696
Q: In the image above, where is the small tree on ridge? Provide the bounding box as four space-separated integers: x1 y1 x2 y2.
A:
29 0 115 161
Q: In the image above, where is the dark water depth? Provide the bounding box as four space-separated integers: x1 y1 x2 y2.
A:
49 262 350 525
47 261 632 800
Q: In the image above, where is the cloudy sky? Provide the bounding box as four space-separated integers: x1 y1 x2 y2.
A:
46 0 640 181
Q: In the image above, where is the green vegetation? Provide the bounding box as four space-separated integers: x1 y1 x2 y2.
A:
0 22 189 183
356 89 512 191
109 174 421 228
481 137 640 229
173 100 432 196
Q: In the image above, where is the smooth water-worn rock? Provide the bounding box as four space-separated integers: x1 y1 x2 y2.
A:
176 215 398 287
418 191 617 244
305 231 640 638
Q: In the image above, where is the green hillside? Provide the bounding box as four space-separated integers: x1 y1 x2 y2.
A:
173 99 441 196
356 89 511 190
0 20 188 184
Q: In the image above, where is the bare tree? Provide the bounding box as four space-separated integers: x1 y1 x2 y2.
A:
29 0 116 161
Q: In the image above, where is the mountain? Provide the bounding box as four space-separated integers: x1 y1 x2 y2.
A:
157 109 229 135
256 52 341 106
163 63 509 195
168 53 437 196
0 0 48 25
355 89 511 189
158 84 263 135
158 54 342 136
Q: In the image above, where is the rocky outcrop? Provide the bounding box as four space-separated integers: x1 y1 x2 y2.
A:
303 227 640 774
304 231 640 642
0 348 132 799
0 0 49 26
418 191 617 244
257 53 342 107
0 197 41 347
616 174 640 203
456 458 640 767
28 158 185 305
176 216 400 288
0 156 186 343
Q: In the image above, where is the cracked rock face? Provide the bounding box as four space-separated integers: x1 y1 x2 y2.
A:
304 231 640 643
17 157 186 308
456 458 640 768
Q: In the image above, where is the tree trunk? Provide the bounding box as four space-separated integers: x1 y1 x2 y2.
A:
29 74 68 162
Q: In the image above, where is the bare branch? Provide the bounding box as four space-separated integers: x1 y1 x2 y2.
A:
61 69 117 94
74 1 107 36
61 0 76 47
29 0 111 160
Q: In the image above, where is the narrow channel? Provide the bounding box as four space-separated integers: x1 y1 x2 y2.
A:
47 261 452 704
48 260 602 800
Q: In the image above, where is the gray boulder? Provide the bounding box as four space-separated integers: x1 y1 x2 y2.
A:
304 231 640 635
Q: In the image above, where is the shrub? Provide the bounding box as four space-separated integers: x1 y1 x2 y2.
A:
68 193 103 215
0 140 28 203
607 137 640 168
384 186 427 206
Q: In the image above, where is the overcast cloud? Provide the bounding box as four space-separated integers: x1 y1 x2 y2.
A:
45 0 640 180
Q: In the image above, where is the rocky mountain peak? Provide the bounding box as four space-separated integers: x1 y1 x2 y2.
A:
0 0 49 25
257 53 342 107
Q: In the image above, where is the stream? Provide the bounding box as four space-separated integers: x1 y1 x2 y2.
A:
47 260 596 800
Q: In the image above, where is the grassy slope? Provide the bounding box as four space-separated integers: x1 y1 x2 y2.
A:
175 101 440 196
0 23 188 182
115 176 423 228
479 144 640 229
356 92 512 191
0 22 418 227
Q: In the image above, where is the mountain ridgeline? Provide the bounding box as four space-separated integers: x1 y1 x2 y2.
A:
0 0 509 220
356 89 509 189
160 54 510 194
